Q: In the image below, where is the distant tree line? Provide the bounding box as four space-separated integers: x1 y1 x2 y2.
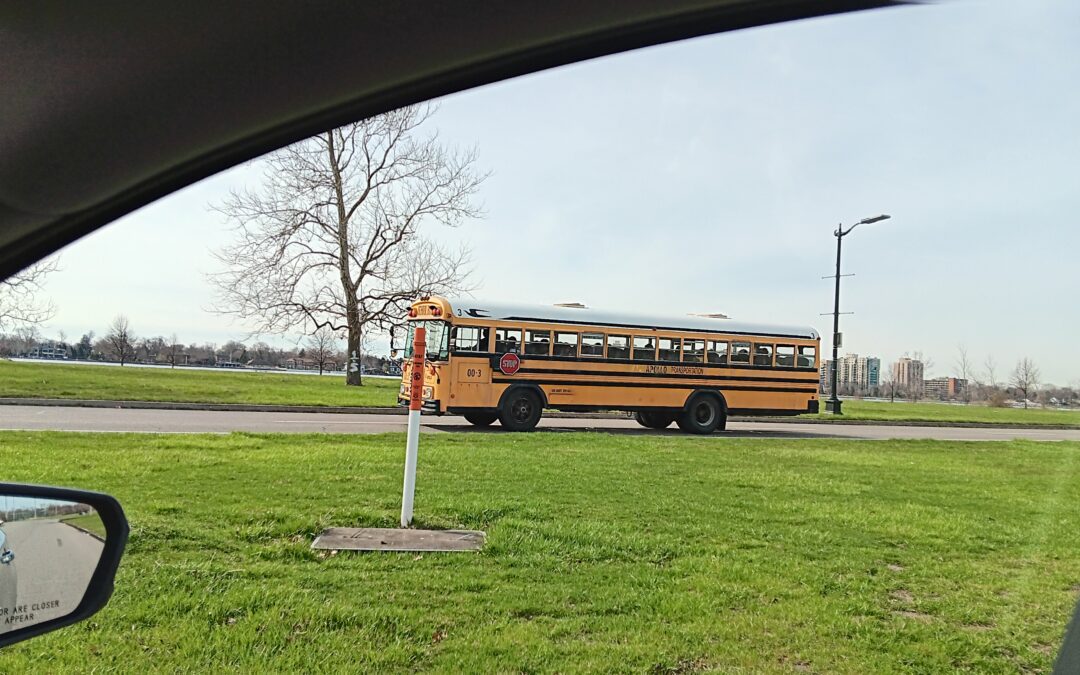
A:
0 315 400 375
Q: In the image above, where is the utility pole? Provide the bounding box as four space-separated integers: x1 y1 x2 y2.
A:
825 214 891 414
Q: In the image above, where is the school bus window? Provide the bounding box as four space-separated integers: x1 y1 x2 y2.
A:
581 333 604 357
707 340 728 364
683 339 705 363
798 345 817 368
608 335 630 359
753 344 773 366
776 345 796 367
495 327 522 353
658 337 680 362
554 332 579 357
525 329 551 355
452 325 489 352
731 341 751 364
632 336 655 361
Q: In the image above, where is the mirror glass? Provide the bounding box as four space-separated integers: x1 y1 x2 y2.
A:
0 496 105 633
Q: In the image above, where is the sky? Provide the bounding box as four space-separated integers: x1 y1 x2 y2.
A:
32 0 1080 385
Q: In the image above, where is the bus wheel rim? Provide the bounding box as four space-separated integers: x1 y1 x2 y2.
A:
695 402 715 426
514 397 533 421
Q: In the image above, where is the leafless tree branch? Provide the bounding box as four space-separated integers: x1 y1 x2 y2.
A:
0 258 59 330
209 103 486 385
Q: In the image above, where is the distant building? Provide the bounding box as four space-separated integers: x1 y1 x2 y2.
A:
820 354 882 394
894 358 925 395
924 377 967 400
866 358 880 387
27 340 69 359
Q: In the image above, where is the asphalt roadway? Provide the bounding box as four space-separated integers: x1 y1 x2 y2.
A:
3 405 1080 440
0 519 103 633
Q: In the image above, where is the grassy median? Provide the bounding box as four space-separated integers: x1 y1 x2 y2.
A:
0 359 397 407
806 400 1080 426
3 359 1080 427
0 431 1076 672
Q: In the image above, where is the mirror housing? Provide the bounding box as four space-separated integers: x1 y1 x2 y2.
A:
0 483 128 648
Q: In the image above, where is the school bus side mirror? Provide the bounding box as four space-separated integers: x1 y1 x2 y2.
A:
0 484 128 648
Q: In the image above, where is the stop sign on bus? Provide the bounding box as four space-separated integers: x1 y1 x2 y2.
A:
499 352 521 375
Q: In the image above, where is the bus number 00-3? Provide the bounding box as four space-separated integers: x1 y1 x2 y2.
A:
466 368 482 378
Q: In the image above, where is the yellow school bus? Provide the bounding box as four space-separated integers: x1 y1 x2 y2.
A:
398 296 820 433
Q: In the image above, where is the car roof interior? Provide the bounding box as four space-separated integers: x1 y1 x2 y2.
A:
0 0 897 280
10 3 1080 670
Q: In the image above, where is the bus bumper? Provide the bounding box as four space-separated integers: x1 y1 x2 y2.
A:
396 398 442 414
807 400 820 414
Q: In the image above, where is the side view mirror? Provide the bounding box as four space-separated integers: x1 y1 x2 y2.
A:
0 483 128 648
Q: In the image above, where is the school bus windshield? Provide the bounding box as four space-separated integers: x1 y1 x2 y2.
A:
404 320 450 361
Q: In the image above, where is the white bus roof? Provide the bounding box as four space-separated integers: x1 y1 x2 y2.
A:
443 298 819 340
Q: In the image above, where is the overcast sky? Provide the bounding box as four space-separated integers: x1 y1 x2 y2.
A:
36 0 1080 384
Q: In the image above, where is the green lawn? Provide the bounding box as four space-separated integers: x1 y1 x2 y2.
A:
0 359 397 407
61 512 107 539
807 400 1080 426
3 360 1079 427
0 431 1076 672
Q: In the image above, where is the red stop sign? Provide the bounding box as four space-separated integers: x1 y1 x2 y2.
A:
499 352 521 375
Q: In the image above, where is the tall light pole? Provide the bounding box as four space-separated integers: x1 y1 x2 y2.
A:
826 213 890 414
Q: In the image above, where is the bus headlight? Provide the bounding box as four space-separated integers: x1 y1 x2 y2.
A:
422 386 434 400
399 383 407 397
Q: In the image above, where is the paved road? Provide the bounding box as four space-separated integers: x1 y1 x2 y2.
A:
3 405 1080 440
0 519 103 633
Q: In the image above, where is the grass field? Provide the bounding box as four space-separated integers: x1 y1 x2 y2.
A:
61 512 107 539
0 431 1076 672
0 359 397 407
3 359 1080 427
807 400 1080 426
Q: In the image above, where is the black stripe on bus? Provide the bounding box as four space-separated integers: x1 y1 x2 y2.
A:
450 350 819 373
491 377 817 393
510 366 818 384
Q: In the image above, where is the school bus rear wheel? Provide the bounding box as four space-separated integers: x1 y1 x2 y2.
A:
499 389 543 432
463 411 499 427
676 394 723 434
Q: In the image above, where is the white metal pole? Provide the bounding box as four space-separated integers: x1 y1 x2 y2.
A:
401 408 420 526
401 326 426 527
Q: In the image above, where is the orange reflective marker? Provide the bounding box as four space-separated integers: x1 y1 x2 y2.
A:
401 327 425 526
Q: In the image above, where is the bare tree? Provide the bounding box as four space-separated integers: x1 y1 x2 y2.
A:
983 355 998 389
1011 357 1040 409
954 345 974 404
13 325 41 356
105 315 136 366
210 104 485 386
880 365 898 403
305 328 340 375
166 333 182 368
0 259 59 330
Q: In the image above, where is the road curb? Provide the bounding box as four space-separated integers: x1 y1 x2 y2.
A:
1 397 1078 429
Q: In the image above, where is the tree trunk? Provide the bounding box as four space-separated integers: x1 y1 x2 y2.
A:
346 315 363 386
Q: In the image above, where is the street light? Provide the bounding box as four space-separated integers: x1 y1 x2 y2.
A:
826 213 891 414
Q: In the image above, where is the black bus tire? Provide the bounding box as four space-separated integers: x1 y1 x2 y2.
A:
498 389 543 432
633 411 675 429
676 394 723 435
463 411 499 427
